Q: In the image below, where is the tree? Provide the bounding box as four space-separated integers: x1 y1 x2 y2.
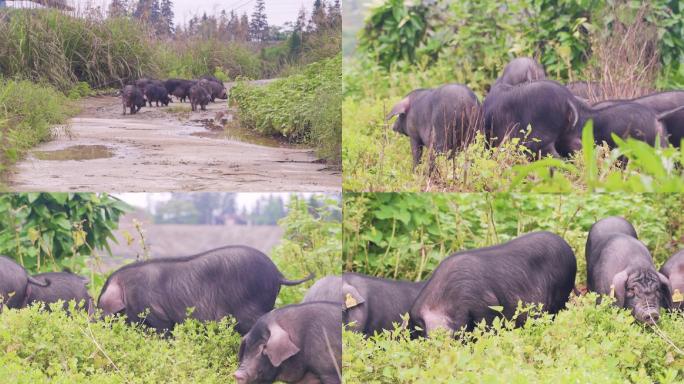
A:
108 0 128 17
238 12 250 41
159 0 175 35
249 0 268 42
327 0 341 29
309 0 327 32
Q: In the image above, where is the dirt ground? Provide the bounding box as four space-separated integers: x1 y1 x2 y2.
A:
7 82 340 192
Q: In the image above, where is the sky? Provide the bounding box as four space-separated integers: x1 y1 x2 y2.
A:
67 0 311 27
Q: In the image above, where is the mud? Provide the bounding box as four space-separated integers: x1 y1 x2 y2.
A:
8 81 340 192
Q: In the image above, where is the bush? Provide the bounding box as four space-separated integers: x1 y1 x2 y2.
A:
231 55 342 164
0 79 78 173
0 304 241 383
271 195 342 305
0 193 129 271
343 193 683 283
343 294 684 383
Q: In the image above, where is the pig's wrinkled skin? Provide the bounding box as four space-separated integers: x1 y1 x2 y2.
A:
386 83 481 169
0 256 50 310
660 249 684 310
97 245 313 335
303 273 424 336
586 217 672 325
410 231 577 337
235 302 342 384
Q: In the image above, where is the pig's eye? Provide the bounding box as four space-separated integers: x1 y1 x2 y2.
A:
626 287 635 297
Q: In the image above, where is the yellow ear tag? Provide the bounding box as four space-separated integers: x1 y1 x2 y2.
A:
672 289 683 303
344 293 359 309
609 284 615 298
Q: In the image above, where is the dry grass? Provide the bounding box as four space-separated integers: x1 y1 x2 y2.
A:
585 3 660 102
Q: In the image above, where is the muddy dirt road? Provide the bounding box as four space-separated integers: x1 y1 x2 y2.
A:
8 84 340 192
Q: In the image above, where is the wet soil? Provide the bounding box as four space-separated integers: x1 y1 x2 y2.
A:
8 81 340 192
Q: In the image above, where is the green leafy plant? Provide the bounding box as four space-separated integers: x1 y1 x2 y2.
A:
0 193 130 272
231 55 342 164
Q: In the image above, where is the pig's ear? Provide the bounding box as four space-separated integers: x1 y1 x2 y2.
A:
657 272 673 308
342 282 365 309
611 270 629 307
386 97 410 121
265 322 300 367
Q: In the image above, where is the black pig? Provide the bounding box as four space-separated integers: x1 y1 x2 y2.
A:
595 91 684 148
199 79 227 102
494 57 546 87
122 85 145 115
97 245 313 334
145 84 172 107
164 79 195 103
303 273 424 336
26 271 94 314
0 256 50 310
189 83 211 111
660 249 684 310
234 302 342 384
386 83 481 169
483 80 582 158
586 217 672 325
410 231 577 337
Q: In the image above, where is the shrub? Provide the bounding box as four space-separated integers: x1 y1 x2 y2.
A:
343 193 683 283
0 304 241 383
231 55 342 164
0 79 78 173
343 294 684 383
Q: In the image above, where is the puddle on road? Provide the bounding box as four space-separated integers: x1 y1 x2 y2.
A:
190 119 288 148
33 145 114 161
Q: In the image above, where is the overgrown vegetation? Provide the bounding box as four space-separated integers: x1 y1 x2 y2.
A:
0 193 341 381
343 193 683 285
343 0 684 191
344 294 684 383
0 80 79 176
343 192 684 382
231 55 342 164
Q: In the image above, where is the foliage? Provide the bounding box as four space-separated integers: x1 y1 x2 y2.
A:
359 0 436 70
0 305 241 383
231 55 342 164
271 195 342 305
0 193 130 272
153 193 237 225
0 79 78 175
357 0 683 83
343 193 683 283
344 293 684 383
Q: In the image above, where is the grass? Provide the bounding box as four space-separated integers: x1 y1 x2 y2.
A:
343 294 684 383
0 79 79 176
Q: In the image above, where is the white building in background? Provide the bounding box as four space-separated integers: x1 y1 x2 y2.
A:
0 0 73 10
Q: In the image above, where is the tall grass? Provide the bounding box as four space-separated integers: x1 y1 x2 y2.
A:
0 79 77 174
0 9 159 92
